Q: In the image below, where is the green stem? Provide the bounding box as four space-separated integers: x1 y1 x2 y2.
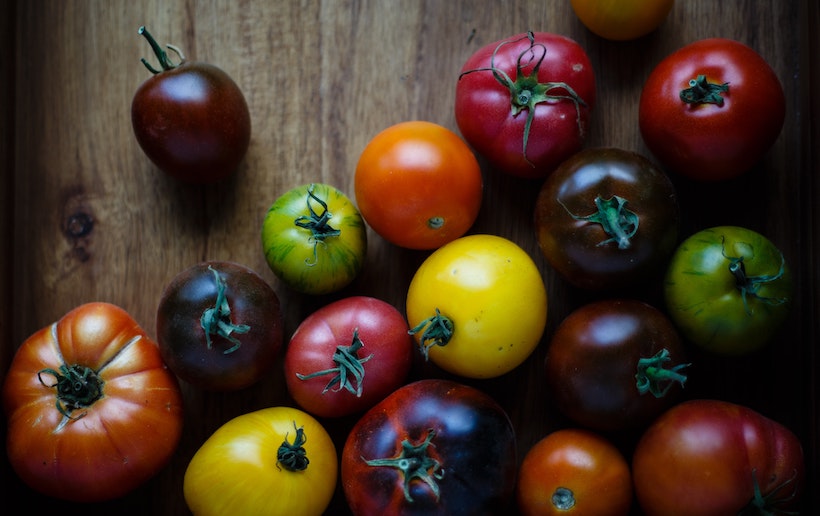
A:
739 468 800 515
277 422 310 472
680 75 730 106
635 348 690 397
295 328 374 397
363 429 444 502
408 309 454 360
138 26 183 74
558 195 639 249
294 184 341 266
200 265 250 354
38 363 105 426
722 238 788 315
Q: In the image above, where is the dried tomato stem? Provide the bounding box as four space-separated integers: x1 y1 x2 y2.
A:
200 265 250 353
635 348 690 398
363 429 444 502
408 309 454 360
558 195 639 249
294 184 341 266
138 26 182 74
38 363 104 422
721 239 788 315
680 75 729 106
295 328 374 397
277 422 310 472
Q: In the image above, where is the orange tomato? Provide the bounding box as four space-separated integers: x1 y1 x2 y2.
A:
570 0 674 41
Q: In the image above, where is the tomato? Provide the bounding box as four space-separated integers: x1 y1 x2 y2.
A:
664 226 792 355
534 147 679 291
261 183 367 295
284 296 414 418
156 261 283 391
354 121 483 250
639 38 786 181
516 428 632 516
570 0 674 41
341 378 517 515
131 26 251 183
2 302 183 502
184 406 337 516
632 399 805 515
405 234 548 379
455 31 596 179
544 299 688 432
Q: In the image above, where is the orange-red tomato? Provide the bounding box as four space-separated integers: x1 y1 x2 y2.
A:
570 0 674 41
354 120 483 250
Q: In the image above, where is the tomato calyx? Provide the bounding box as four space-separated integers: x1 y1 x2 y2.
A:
558 195 639 249
199 266 250 354
295 328 375 397
408 309 454 360
635 348 690 398
294 184 342 266
363 428 445 502
277 422 310 472
138 25 185 74
680 75 730 106
721 238 788 315
38 362 105 428
740 468 800 516
551 487 576 510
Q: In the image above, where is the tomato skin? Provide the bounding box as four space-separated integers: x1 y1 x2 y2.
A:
341 378 517 515
534 147 679 291
131 27 251 184
284 296 414 418
184 406 338 516
2 302 184 502
354 121 483 250
632 399 804 515
570 0 674 41
455 31 595 179
517 428 632 516
664 226 792 355
639 38 785 181
156 261 283 391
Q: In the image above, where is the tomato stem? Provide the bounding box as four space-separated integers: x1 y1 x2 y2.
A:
721 238 788 315
551 487 576 510
740 468 800 515
363 428 444 502
295 328 374 397
200 265 250 353
558 195 639 249
138 26 183 74
680 75 730 106
635 348 690 398
38 363 105 428
277 422 310 472
408 309 454 360
294 184 341 267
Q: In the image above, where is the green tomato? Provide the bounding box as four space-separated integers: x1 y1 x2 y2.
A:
664 226 792 355
261 183 367 295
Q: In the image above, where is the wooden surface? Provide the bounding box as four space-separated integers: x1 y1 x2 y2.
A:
2 1 818 514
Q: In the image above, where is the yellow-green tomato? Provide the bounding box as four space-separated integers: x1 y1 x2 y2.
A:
406 234 548 379
183 406 338 516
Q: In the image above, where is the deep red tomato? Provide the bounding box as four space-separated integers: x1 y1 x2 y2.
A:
284 296 414 418
544 299 689 432
131 26 251 183
341 379 517 515
639 38 785 181
534 147 679 291
2 302 184 502
632 399 804 515
455 31 596 179
156 261 283 391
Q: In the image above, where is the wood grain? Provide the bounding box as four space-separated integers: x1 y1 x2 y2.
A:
3 1 817 514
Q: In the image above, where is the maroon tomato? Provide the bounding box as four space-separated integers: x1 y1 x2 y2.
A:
284 296 414 418
633 399 804 514
455 31 596 179
131 26 251 183
639 38 785 181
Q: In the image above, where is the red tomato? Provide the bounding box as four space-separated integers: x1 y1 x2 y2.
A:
632 399 805 515
455 31 596 178
284 296 414 418
354 121 483 250
639 38 785 181
2 302 184 502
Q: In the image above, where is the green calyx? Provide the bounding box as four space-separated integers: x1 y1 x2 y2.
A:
739 468 800 515
721 238 788 315
38 363 105 430
295 328 374 397
680 75 730 106
200 265 250 354
363 429 444 502
277 422 310 472
635 348 690 398
408 309 454 360
559 195 639 249
294 184 341 266
138 26 185 74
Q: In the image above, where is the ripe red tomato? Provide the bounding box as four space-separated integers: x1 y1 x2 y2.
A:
2 302 184 502
455 31 596 178
131 26 251 183
341 379 517 515
639 38 785 181
284 296 414 418
632 399 805 514
354 121 483 250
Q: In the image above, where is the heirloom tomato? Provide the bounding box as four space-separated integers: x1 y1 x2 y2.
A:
664 226 792 355
455 31 595 178
639 38 785 181
284 296 414 418
570 0 674 41
156 261 283 391
534 147 679 291
2 302 183 502
184 406 337 516
261 183 367 295
341 379 517 515
131 26 251 183
517 428 632 516
405 234 547 379
632 399 804 515
354 120 483 250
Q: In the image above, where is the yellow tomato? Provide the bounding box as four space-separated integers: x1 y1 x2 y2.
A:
184 406 338 516
570 0 675 41
406 234 548 379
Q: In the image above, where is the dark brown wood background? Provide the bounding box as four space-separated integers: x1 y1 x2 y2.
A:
2 1 818 514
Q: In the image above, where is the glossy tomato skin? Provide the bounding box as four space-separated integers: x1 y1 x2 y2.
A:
664 226 792 355
456 31 595 179
156 261 283 391
639 38 785 181
570 0 673 41
284 296 414 418
517 428 632 516
544 299 688 432
131 27 251 184
354 121 483 250
632 399 804 515
2 302 184 502
342 379 517 515
534 147 679 291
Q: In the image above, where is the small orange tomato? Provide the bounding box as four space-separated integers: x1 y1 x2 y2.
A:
354 120 483 250
570 0 674 41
